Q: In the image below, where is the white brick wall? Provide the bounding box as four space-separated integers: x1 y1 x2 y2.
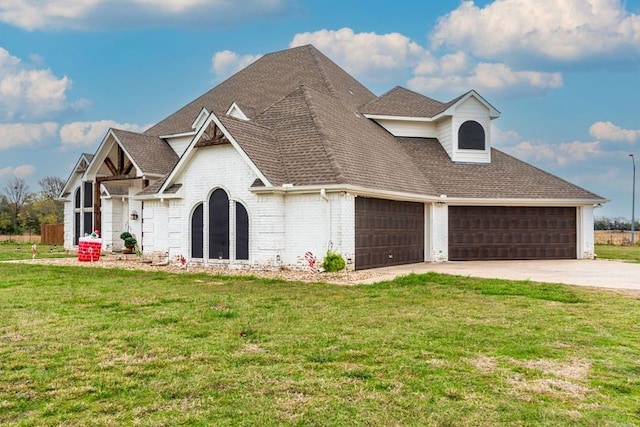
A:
579 205 595 259
430 203 448 262
140 144 357 269
62 189 75 250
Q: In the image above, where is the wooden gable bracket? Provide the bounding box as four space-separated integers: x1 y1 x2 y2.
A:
103 145 135 177
194 121 230 147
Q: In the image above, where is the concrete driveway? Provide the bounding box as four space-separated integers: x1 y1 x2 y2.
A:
357 259 640 291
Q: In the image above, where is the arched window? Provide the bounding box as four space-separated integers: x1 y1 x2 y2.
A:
74 188 81 245
191 203 204 258
209 189 229 259
458 120 485 150
81 182 93 236
235 202 249 260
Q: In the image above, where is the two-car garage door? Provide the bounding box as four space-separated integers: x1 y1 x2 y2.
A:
448 206 577 261
355 199 578 269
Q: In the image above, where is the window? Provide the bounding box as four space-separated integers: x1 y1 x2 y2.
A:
209 189 230 259
74 188 81 245
73 184 93 245
191 203 204 258
236 203 249 260
83 181 93 208
458 120 485 150
191 189 250 261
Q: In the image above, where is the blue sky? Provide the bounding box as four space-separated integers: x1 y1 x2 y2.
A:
1 0 639 219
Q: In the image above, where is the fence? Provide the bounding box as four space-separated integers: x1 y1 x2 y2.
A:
595 230 640 246
40 224 64 245
0 234 41 243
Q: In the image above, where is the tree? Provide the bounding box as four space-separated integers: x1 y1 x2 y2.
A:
3 177 31 232
39 176 65 199
0 195 12 233
37 176 65 223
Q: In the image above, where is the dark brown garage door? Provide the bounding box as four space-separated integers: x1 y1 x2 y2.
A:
449 206 576 261
355 197 424 270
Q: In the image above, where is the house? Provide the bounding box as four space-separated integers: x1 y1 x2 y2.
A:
59 44 606 270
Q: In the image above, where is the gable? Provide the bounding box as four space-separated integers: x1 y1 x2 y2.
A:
60 153 95 199
155 112 275 197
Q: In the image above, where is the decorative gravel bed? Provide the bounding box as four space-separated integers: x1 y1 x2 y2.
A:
9 254 385 285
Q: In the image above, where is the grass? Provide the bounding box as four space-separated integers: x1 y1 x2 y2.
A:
0 263 639 425
0 241 73 262
595 244 640 263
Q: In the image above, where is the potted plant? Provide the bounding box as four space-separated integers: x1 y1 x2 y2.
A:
120 231 137 254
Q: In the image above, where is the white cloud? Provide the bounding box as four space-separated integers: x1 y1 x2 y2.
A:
284 28 565 97
211 51 262 81
59 120 149 148
492 124 602 166
0 122 58 150
290 28 425 82
0 164 36 178
0 0 296 31
0 47 76 120
589 121 640 143
506 140 602 166
409 59 563 96
431 0 640 63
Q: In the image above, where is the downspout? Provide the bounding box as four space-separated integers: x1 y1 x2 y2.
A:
320 189 332 251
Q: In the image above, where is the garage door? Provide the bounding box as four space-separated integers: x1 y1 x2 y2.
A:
449 206 576 261
355 197 424 270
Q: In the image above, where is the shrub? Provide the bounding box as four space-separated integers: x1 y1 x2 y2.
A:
120 232 137 248
322 251 346 272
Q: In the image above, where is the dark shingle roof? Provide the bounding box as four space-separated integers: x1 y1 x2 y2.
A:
101 183 128 196
111 129 179 176
217 115 288 185
396 137 602 199
145 45 376 137
360 86 455 118
133 44 601 202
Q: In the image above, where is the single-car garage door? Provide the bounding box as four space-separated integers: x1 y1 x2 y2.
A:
449 206 576 261
355 197 424 270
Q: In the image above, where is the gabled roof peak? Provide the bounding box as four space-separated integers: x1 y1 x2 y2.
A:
144 44 376 137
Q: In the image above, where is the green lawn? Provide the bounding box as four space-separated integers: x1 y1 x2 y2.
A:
0 242 73 261
595 244 640 263
1 264 639 425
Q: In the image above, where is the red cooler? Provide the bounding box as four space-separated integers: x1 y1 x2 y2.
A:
78 237 103 262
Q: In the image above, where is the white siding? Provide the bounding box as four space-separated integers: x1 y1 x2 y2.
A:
373 119 437 138
436 117 453 158
165 135 192 157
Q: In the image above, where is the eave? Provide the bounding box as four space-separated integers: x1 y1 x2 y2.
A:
250 184 608 206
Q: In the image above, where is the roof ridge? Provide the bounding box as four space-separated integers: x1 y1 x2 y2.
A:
394 85 445 104
301 85 346 184
308 45 338 99
224 113 292 185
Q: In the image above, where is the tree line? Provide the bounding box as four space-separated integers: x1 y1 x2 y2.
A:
594 217 640 231
0 176 65 235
